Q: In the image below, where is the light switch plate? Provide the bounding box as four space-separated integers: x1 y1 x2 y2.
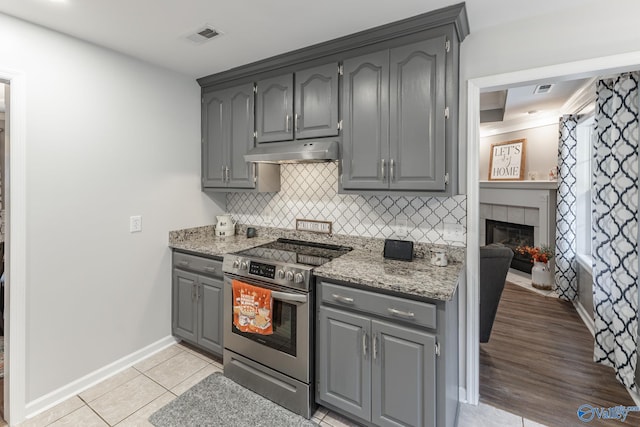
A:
129 215 142 233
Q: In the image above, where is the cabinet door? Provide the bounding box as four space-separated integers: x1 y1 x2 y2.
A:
202 90 228 188
256 74 294 142
371 320 436 427
389 38 446 191
227 84 256 188
318 306 372 421
295 62 339 139
172 269 198 343
197 276 223 355
341 50 390 190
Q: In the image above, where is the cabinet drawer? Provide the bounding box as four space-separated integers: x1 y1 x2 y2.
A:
173 252 223 278
319 282 436 329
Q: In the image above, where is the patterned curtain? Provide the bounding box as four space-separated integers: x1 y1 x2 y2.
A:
555 115 579 301
592 71 639 390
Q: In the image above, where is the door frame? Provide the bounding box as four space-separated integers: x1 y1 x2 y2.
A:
0 68 27 424
464 50 640 405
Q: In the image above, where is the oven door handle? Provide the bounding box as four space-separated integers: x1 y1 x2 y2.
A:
271 291 308 304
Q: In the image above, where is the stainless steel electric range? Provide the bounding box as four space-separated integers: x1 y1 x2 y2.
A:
222 238 352 419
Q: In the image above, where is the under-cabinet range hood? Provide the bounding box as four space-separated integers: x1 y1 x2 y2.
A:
244 140 339 164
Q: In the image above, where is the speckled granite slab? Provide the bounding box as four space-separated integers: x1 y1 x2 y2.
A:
169 224 464 301
314 249 462 301
169 225 273 259
149 373 317 427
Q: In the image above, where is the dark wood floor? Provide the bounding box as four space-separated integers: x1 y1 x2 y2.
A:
480 282 640 427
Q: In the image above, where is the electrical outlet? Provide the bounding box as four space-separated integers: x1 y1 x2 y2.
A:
395 217 408 238
263 207 272 225
129 215 142 233
443 222 464 242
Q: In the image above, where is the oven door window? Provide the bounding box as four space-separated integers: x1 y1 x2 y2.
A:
231 297 297 356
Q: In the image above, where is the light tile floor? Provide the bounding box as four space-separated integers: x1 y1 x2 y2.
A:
459 403 548 427
12 341 547 427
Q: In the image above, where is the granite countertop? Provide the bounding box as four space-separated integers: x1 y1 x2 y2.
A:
169 225 273 259
169 225 463 302
313 249 461 301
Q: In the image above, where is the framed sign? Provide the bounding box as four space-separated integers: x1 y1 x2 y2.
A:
488 138 526 180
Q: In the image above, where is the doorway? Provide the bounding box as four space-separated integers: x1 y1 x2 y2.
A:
465 53 640 413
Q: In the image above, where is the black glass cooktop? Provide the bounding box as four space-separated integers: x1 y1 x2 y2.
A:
235 238 352 267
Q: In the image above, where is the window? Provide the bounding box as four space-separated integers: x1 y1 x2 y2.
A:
576 114 594 267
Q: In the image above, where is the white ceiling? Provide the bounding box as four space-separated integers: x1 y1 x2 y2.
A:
0 0 598 78
480 78 594 136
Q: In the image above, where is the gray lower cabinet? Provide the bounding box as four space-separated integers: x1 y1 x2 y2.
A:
371 320 436 427
341 37 447 193
172 252 223 356
318 306 372 421
256 62 339 143
317 280 457 427
318 306 436 427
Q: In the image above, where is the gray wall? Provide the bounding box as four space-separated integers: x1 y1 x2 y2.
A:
0 12 224 404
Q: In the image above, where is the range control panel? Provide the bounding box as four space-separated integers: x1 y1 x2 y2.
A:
222 256 312 291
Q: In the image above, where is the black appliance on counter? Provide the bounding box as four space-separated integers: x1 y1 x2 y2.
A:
222 238 352 419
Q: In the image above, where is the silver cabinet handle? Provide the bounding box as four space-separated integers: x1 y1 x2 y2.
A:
221 165 226 181
388 308 415 319
381 159 386 182
178 260 189 267
332 294 354 304
192 284 197 301
204 266 217 274
295 113 300 132
226 166 230 183
362 331 368 358
390 159 395 182
373 333 378 361
285 114 290 132
272 291 308 304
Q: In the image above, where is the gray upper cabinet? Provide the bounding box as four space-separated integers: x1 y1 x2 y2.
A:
202 91 226 188
256 63 339 143
342 37 447 192
341 51 390 190
199 3 468 196
202 83 256 189
295 62 339 139
389 38 446 191
256 74 294 143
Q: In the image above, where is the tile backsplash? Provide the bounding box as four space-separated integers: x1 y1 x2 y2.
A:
227 162 466 246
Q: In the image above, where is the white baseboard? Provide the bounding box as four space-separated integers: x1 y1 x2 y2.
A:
627 387 640 406
459 386 470 403
24 335 178 419
573 300 595 337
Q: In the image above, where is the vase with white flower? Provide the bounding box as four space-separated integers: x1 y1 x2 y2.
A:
516 244 555 290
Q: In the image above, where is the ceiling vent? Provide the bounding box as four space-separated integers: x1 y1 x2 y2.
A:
186 25 222 44
534 84 554 94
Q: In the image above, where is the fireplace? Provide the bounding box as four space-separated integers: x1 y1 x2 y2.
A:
486 219 534 273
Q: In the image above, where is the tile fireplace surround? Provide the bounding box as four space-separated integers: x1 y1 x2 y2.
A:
480 181 557 249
